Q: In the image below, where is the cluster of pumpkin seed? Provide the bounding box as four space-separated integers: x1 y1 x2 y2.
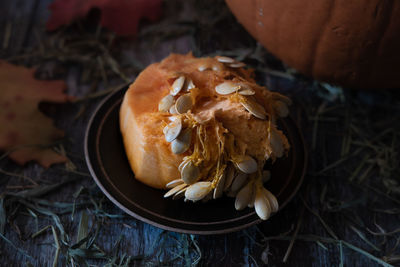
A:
159 56 291 220
197 56 246 72
158 75 197 154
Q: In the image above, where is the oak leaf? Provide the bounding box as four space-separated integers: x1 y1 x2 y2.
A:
0 60 70 167
46 0 163 36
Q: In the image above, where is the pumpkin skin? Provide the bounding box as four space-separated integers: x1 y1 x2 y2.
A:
225 0 400 88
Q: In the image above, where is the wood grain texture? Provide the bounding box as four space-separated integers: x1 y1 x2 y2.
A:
0 0 399 266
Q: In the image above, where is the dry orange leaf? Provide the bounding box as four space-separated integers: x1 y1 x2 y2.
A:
0 60 70 167
46 0 163 36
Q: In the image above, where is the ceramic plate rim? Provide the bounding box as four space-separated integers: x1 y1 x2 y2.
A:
84 87 308 235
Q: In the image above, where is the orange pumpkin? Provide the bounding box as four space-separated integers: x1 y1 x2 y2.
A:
120 53 290 189
120 53 292 219
225 0 400 88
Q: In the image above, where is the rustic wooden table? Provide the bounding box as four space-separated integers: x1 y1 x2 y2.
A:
1 0 399 266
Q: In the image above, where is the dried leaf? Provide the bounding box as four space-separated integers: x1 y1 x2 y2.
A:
46 0 163 36
0 60 70 167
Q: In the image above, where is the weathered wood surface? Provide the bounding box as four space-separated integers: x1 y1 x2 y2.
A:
1 0 399 266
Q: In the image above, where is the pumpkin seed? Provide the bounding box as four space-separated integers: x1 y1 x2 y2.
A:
235 155 258 174
230 172 248 193
158 94 174 112
229 62 246 68
164 183 187 198
169 104 178 114
170 76 185 96
235 182 254 210
223 164 235 191
181 160 200 185
184 78 195 91
240 98 267 120
254 187 272 220
226 189 237 198
173 187 187 200
263 188 279 212
168 115 178 122
262 170 271 183
201 191 213 202
213 173 226 199
237 83 255 95
216 56 235 63
273 94 292 105
215 81 240 95
171 128 192 154
238 88 255 96
274 100 289 117
198 65 207 72
247 184 256 208
178 160 186 172
163 124 168 135
165 178 184 189
212 65 222 71
164 117 182 142
175 94 193 114
270 129 284 157
185 181 213 202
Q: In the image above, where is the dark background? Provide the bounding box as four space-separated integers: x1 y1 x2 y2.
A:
1 0 399 266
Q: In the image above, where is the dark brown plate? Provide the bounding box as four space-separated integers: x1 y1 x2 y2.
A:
84 87 307 235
